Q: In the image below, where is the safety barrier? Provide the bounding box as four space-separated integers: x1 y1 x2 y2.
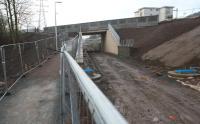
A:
0 36 59 101
60 37 128 124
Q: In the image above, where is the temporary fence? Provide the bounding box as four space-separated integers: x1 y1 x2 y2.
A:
60 34 128 124
0 36 60 100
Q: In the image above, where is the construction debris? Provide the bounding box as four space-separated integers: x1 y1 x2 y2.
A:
167 68 200 92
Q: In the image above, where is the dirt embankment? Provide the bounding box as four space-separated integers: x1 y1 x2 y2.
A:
117 17 200 58
142 25 200 67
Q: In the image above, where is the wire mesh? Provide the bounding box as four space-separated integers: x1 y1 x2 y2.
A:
37 39 48 62
60 34 127 124
71 36 79 58
62 53 94 124
3 45 22 85
46 37 56 55
21 42 38 72
0 37 56 93
0 52 3 81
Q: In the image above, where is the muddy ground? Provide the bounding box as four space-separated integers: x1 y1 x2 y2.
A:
89 53 200 124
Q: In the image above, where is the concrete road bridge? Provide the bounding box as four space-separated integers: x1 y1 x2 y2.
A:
44 15 158 37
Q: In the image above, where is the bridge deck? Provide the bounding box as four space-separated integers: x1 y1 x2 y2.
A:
0 55 60 124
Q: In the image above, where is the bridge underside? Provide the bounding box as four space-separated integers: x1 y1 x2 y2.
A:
82 30 107 35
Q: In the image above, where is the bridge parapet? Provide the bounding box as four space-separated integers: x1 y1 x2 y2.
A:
44 15 158 34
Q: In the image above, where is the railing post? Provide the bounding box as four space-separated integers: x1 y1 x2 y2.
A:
35 41 40 64
63 51 128 124
60 47 66 124
45 39 49 58
68 69 80 124
63 46 80 124
1 46 8 90
18 44 24 73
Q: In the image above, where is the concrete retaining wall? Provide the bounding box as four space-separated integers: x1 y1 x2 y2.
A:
104 30 119 55
118 46 135 57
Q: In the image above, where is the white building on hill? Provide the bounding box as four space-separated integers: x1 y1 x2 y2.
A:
135 6 174 22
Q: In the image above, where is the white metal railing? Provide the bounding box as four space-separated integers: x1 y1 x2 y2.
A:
60 41 128 124
120 39 134 47
75 32 84 63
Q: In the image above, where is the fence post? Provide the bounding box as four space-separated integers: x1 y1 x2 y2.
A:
0 46 8 89
63 50 80 124
68 69 80 124
18 44 24 74
60 47 66 124
35 41 40 64
45 39 49 58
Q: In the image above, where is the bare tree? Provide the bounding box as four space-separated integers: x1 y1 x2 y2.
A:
0 0 32 43
0 9 7 39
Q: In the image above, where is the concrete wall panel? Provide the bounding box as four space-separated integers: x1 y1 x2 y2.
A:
104 31 119 55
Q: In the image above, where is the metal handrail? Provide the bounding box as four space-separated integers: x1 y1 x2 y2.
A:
61 45 128 124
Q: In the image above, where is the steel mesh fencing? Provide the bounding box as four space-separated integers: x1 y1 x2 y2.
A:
60 45 128 124
0 52 3 81
21 42 39 72
4 45 22 85
46 37 56 55
0 37 56 93
37 39 48 62
61 53 94 124
71 36 79 58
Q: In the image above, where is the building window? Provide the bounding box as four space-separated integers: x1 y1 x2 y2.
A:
119 19 125 24
166 10 170 14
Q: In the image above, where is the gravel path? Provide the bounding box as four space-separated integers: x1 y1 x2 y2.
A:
0 55 60 124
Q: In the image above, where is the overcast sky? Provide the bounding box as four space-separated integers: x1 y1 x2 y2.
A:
32 0 200 27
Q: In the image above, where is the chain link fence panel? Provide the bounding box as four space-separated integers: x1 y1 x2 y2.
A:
4 45 22 86
0 36 57 94
0 52 3 81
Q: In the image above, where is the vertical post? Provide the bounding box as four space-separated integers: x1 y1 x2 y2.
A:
60 47 63 123
55 1 62 51
35 41 40 64
55 2 57 51
1 46 7 89
68 69 80 124
176 8 178 19
18 44 24 73
64 50 80 124
45 39 49 58
60 47 66 124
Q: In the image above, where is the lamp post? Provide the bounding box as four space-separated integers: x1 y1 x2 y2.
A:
55 1 62 51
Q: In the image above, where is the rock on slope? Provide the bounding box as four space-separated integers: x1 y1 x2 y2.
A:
142 25 200 67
